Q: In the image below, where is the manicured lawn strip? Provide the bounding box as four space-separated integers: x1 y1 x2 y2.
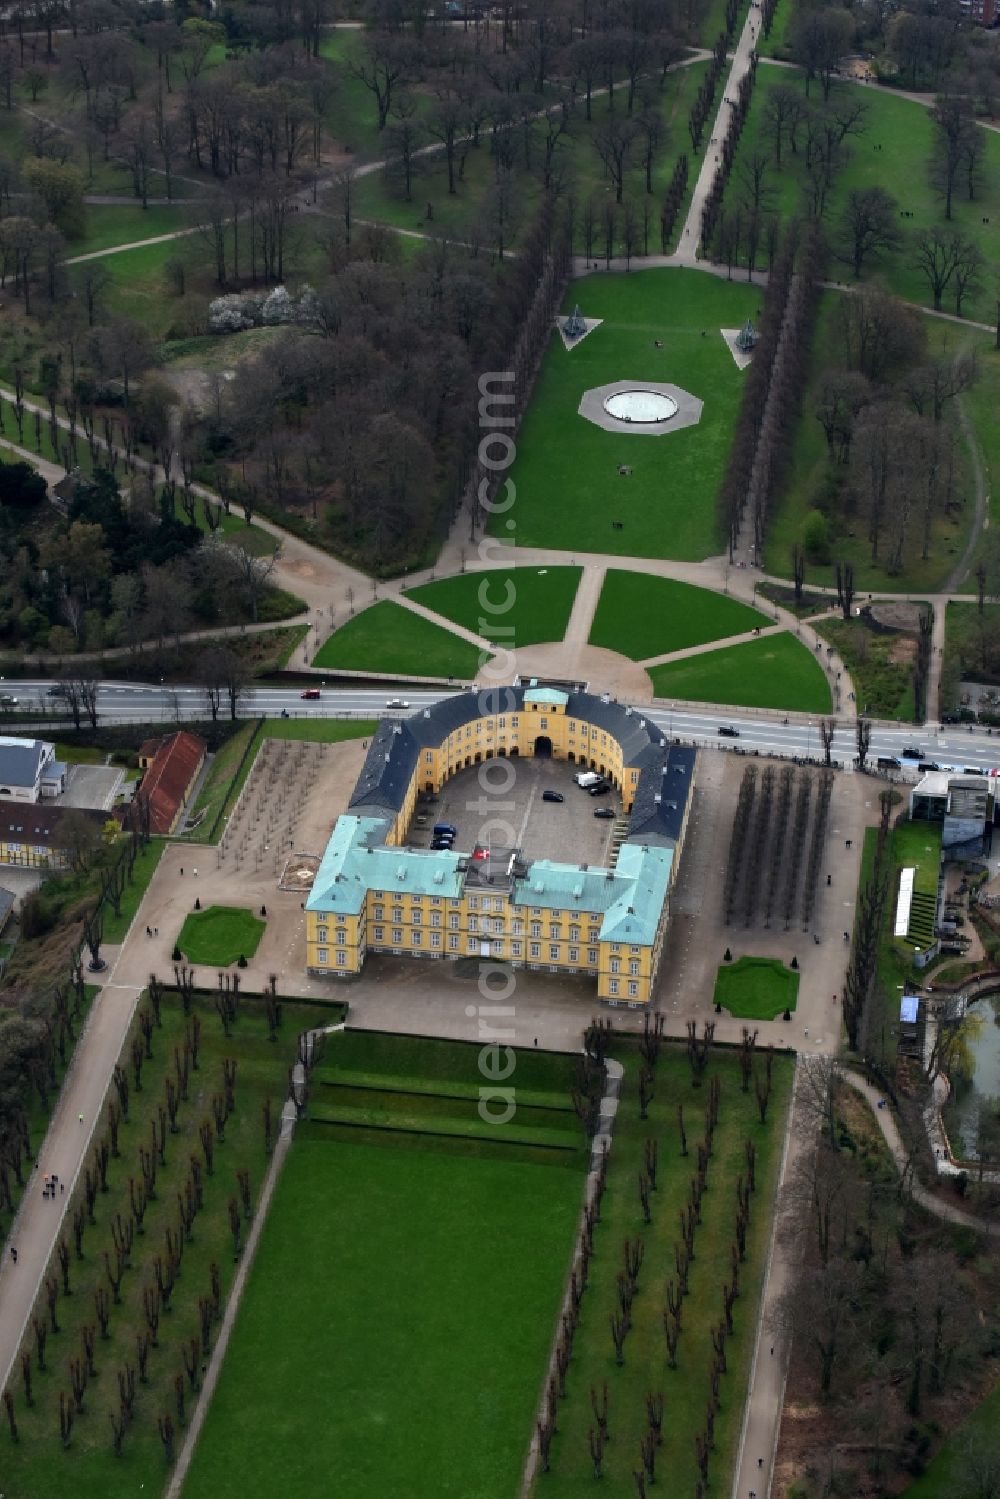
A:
589 571 766 659
169 493 278 557
535 1045 794 1498
183 720 375 843
816 615 918 722
0 992 330 1499
257 717 378 743
408 566 582 647
316 1067 575 1111
0 398 97 475
721 70 1000 322
903 1375 1000 1498
308 1104 580 1150
495 269 760 561
312 599 485 678
328 1027 581 1096
649 631 832 712
713 956 799 1019
102 839 167 944
183 724 256 842
181 1033 587 1499
176 904 265 966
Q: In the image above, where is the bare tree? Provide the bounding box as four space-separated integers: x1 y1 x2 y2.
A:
837 187 901 278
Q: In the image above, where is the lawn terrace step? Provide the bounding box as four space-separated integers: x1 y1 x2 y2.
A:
314 1066 575 1113
307 1102 582 1151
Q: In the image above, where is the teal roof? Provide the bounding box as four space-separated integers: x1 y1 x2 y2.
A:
523 687 568 706
513 844 673 946
306 816 466 914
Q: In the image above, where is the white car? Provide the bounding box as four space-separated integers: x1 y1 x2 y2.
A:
386 698 411 710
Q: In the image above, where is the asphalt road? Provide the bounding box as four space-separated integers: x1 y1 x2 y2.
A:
5 680 1000 778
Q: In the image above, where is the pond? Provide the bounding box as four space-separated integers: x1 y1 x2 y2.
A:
603 389 678 424
944 994 1000 1160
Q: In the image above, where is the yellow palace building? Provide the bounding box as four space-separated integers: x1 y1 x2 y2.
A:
305 684 696 1007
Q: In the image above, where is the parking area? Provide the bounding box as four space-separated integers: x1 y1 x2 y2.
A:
405 755 624 868
57 765 124 810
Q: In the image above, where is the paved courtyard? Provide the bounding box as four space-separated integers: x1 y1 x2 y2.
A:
406 754 623 866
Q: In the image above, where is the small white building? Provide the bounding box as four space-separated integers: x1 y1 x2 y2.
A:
0 737 66 803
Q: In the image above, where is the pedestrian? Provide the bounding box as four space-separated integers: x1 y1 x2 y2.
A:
758 1457 764 1468
180 867 184 876
193 868 198 877
154 927 158 937
78 1113 83 1124
10 1247 17 1263
770 1345 774 1356
533 1037 538 1047
61 1182 65 1193
146 925 152 937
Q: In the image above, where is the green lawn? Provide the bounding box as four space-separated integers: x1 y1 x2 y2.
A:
102 839 166 944
902 1377 1000 1497
176 903 265 966
494 269 760 560
407 566 582 646
942 603 1000 717
589 570 767 659
649 631 833 712
312 599 485 679
182 1031 586 1499
536 1044 793 1497
720 70 1000 322
817 615 919 722
0 989 342 1499
713 955 800 1019
73 203 191 257
257 716 379 743
761 298 982 596
352 59 710 257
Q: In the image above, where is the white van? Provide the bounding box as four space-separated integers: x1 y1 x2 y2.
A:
575 771 601 788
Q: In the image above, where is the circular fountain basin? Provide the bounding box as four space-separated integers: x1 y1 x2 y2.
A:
602 389 678 424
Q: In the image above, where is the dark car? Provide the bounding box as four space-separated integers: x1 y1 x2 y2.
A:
542 790 564 803
594 807 615 819
0 694 17 707
431 838 454 851
917 761 940 772
718 725 740 738
300 688 321 700
46 684 67 698
901 746 924 759
433 823 457 837
589 783 610 797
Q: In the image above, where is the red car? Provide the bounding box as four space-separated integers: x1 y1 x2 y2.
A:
300 688 321 700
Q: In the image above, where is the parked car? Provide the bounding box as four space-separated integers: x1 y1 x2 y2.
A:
575 771 601 788
594 807 615 819
300 688 321 700
589 783 610 797
386 698 411 709
717 725 739 738
542 790 564 803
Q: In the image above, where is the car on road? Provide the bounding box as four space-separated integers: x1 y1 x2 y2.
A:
431 838 454 850
300 688 321 700
718 725 740 738
542 790 564 803
589 783 610 796
0 694 17 707
594 807 615 819
901 746 924 759
45 684 67 698
386 698 411 709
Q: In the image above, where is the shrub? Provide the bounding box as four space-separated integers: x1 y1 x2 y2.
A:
172 943 182 961
803 509 830 565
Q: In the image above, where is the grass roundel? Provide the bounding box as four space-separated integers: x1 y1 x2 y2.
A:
713 955 799 1021
176 905 265 967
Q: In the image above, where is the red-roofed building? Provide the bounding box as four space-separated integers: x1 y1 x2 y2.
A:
136 731 207 835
